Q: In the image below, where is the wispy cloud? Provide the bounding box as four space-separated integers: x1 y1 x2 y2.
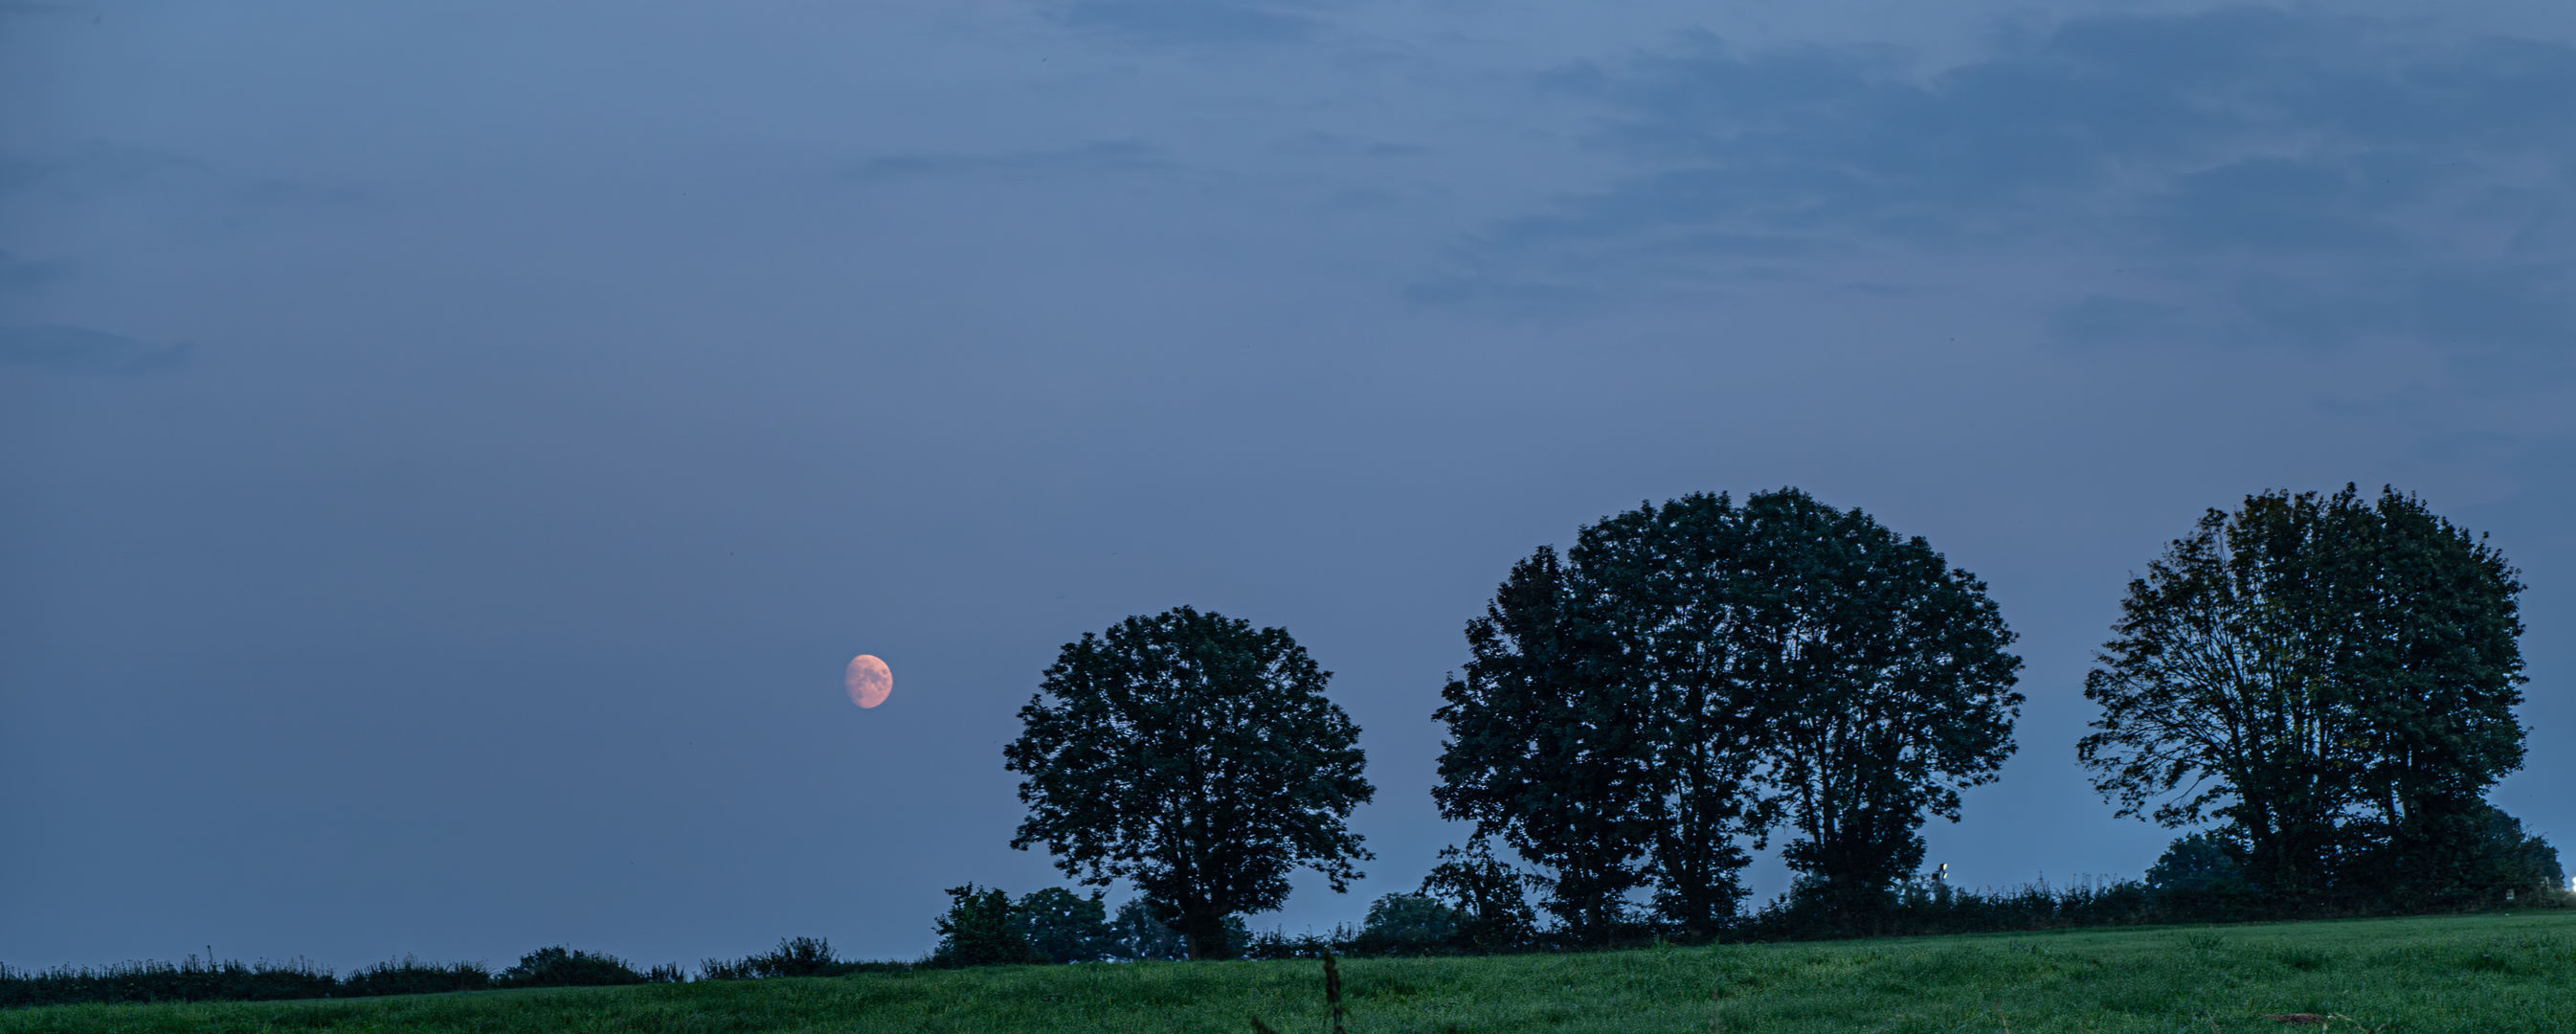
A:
847 141 1172 183
0 249 70 289
0 323 190 374
1428 8 2576 358
1046 0 1322 48
0 143 209 199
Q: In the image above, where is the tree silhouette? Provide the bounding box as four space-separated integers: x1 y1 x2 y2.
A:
1437 489 2022 934
1005 606 1373 959
2081 486 2534 906
1433 547 1658 944
1730 489 2023 921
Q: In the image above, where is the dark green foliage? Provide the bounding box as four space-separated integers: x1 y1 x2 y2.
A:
2146 833 2244 892
0 949 687 1008
1090 896 1245 960
2143 833 2259 919
0 956 336 1007
1436 489 2022 938
1418 838 1539 952
2476 808 2565 890
1579 495 1776 938
1241 928 1346 960
1017 888 1121 964
2081 486 2536 909
693 958 755 980
1005 606 1375 960
699 936 855 980
494 946 650 988
1433 545 1657 945
1109 897 1190 961
337 957 493 997
1735 872 2158 941
16 914 2576 1031
750 937 838 978
1352 893 1462 955
2361 803 2563 910
931 884 1044 967
2344 804 2564 912
1721 490 2024 923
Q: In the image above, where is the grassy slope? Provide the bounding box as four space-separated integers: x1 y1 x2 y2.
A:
9 912 2570 1034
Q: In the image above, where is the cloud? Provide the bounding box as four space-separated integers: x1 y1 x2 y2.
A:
1047 0 1320 47
1269 132 1428 160
0 143 364 220
847 141 1172 183
0 249 70 289
0 1 87 17
2050 295 2192 346
1429 8 2576 357
0 323 190 374
0 143 208 199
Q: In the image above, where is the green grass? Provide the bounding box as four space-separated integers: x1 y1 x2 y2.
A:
10 912 2572 1033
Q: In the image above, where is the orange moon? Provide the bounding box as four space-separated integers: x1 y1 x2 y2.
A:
844 654 892 708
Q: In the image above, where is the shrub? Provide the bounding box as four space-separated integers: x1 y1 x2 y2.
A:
0 957 336 1008
2358 805 2565 908
2146 832 2263 919
1351 893 1461 955
701 936 849 980
750 936 840 978
1018 888 1120 964
1109 898 1190 961
931 885 1043 967
1242 927 1350 960
494 946 648 988
1420 839 1539 952
337 956 491 997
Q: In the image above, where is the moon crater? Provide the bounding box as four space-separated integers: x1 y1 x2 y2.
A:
845 654 892 708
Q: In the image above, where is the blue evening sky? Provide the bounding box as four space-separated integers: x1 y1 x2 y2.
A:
5 0 2572 969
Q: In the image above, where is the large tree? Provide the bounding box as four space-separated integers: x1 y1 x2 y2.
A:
2324 489 2532 903
1728 489 2024 919
1571 494 1775 937
1436 489 2020 935
2077 493 2347 900
1433 548 1659 944
1004 606 1373 959
2080 486 2530 906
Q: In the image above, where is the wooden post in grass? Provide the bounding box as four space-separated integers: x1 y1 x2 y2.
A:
1322 949 1348 1034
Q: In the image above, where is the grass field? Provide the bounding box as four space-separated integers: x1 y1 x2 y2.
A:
8 912 2569 1034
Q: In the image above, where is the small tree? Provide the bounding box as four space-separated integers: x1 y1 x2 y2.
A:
1109 898 1189 960
1354 894 1461 955
720 936 841 978
931 884 1042 967
494 946 646 987
1005 606 1375 960
2142 833 2257 919
1418 838 1537 951
1017 888 1119 964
